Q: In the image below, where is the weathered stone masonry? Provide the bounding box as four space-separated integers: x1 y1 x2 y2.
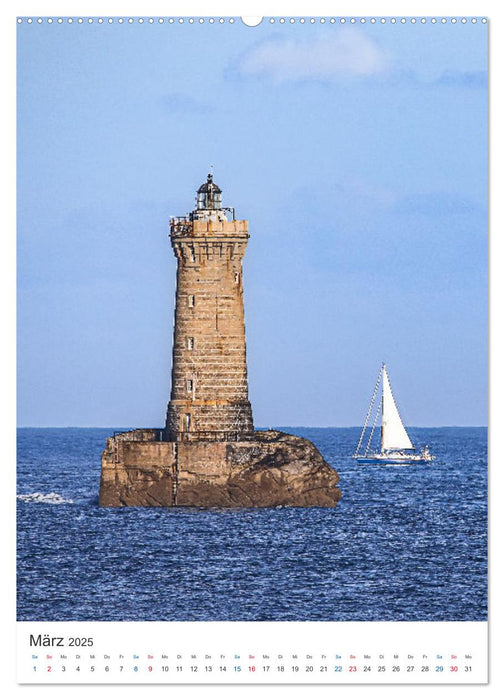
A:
165 217 253 440
99 175 341 508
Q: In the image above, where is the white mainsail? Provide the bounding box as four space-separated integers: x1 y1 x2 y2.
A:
381 367 414 451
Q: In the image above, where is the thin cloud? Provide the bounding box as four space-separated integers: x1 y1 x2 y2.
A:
236 30 389 82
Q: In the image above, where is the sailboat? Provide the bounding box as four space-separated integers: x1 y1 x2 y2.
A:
353 364 434 464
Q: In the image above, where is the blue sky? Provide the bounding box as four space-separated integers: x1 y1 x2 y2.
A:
17 17 487 427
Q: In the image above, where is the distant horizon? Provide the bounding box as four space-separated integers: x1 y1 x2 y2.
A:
16 424 488 430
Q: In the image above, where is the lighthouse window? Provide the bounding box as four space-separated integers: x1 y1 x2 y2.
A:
188 294 195 307
234 272 240 284
187 337 194 350
189 246 196 262
186 379 193 393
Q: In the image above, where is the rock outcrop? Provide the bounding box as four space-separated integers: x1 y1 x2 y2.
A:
99 429 341 508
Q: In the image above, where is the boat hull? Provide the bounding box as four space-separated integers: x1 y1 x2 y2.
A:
355 453 434 465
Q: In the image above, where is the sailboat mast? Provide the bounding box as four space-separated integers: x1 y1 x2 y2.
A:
380 364 385 453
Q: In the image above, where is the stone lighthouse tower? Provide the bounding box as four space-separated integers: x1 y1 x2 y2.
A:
165 174 254 441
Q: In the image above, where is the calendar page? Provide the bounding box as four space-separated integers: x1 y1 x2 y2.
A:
15 1 489 689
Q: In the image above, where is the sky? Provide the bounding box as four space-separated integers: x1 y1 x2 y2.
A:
16 16 488 428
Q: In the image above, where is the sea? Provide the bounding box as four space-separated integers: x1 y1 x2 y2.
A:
16 427 487 622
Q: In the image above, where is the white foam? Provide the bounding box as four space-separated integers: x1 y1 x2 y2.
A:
17 492 73 505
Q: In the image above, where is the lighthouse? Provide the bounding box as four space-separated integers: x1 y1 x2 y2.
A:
165 174 254 441
99 174 340 508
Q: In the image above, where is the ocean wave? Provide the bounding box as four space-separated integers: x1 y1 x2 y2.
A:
17 492 73 505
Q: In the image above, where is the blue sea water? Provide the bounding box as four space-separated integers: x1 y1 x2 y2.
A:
17 427 487 622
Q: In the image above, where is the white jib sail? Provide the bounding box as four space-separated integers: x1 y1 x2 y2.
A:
381 368 414 451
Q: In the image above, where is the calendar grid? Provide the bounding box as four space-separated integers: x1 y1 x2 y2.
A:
17 621 488 684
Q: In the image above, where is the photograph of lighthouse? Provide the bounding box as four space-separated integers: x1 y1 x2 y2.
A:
17 15 487 627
